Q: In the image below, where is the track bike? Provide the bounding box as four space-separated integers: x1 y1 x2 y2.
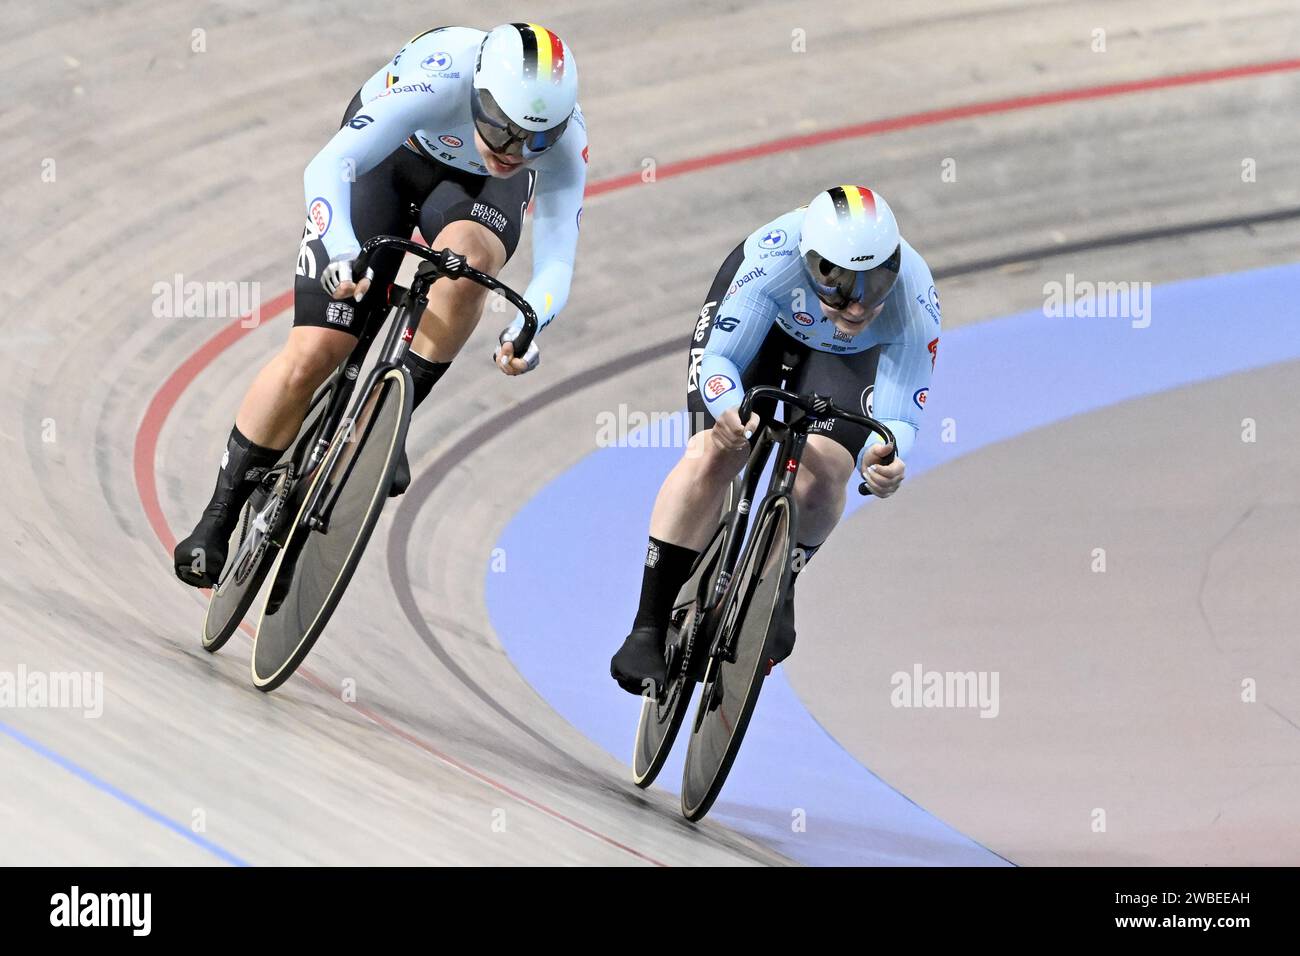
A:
198 232 537 693
630 382 895 821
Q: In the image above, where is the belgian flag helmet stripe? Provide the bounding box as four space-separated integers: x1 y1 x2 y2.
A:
828 185 878 222
512 22 566 83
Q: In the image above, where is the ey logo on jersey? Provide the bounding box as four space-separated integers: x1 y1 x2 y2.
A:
758 229 786 249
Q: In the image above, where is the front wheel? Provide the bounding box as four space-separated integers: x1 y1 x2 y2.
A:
680 495 793 821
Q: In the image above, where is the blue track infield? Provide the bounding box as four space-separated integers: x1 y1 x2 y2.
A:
485 263 1300 865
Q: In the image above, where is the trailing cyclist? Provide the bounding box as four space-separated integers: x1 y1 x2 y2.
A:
611 186 941 693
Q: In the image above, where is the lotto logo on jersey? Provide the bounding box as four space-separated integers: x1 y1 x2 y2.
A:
693 301 717 342
758 228 786 249
308 197 332 238
704 374 735 400
793 311 815 327
438 134 463 149
913 387 929 409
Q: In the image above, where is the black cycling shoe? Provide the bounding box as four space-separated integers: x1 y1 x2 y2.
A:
610 626 668 696
388 447 411 497
173 502 236 588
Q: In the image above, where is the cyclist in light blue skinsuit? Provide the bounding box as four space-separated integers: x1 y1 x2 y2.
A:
611 186 942 694
174 23 586 589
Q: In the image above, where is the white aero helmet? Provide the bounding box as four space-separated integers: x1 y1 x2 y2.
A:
472 23 578 159
798 186 902 310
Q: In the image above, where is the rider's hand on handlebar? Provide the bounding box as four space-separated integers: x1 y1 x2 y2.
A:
322 255 372 302
860 442 905 498
712 406 760 453
494 322 540 376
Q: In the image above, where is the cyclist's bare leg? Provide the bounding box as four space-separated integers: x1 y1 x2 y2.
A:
411 220 507 362
648 429 750 552
612 429 750 690
173 325 354 586
789 435 855 547
234 326 357 450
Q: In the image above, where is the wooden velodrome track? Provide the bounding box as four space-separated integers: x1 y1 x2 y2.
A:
1 1 1296 864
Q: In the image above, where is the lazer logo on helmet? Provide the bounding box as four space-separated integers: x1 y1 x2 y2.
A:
850 254 874 262
472 24 577 159
704 374 735 400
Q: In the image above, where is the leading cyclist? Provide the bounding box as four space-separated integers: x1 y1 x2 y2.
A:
174 23 587 588
610 186 941 693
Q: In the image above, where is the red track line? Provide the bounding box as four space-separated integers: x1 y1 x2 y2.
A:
132 56 1299 865
586 56 1300 196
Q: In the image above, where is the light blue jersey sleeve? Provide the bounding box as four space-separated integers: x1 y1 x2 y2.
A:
859 244 941 469
510 108 588 334
302 81 450 261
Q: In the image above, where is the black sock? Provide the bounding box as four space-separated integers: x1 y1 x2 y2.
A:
404 351 452 412
203 425 284 527
791 541 821 582
632 536 700 632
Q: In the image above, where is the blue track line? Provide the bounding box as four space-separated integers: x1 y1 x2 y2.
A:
0 718 250 866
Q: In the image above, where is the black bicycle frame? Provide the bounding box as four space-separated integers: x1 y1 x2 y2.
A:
295 235 539 532
706 386 897 612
